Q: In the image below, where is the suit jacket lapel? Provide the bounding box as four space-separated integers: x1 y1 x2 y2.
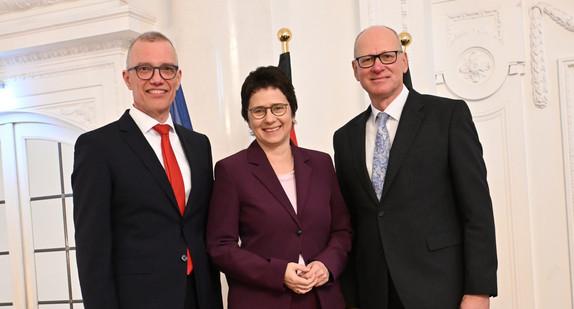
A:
247 141 299 224
118 111 180 214
176 124 214 220
382 90 425 198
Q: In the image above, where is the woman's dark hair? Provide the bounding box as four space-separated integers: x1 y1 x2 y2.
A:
240 66 298 121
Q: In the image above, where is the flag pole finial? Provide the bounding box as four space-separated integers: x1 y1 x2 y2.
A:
277 28 292 53
398 32 412 53
399 32 413 90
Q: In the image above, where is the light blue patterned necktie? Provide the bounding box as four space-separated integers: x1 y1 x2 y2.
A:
372 112 391 200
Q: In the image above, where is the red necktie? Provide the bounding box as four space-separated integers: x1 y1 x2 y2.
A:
153 124 193 274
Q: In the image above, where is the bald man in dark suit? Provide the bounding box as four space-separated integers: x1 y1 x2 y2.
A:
334 25 497 309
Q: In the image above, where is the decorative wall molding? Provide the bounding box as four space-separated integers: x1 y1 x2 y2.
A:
0 0 77 14
558 56 574 301
539 3 574 31
436 6 513 101
530 2 574 109
45 100 96 127
0 0 154 63
0 38 130 68
441 40 505 98
367 0 376 26
446 9 502 47
530 6 550 109
5 61 117 82
359 0 410 31
458 47 493 84
400 0 409 32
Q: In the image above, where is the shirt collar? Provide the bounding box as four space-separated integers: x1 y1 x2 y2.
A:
370 84 410 123
129 106 175 134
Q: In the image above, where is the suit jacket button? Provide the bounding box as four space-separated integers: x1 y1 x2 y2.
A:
378 211 385 217
181 254 188 262
296 229 303 236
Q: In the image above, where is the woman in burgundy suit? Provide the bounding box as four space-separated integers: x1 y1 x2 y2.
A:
206 66 352 309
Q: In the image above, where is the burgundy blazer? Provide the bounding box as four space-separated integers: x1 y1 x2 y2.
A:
206 141 352 309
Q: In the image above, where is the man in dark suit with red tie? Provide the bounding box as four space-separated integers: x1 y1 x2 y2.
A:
333 25 497 309
72 31 222 309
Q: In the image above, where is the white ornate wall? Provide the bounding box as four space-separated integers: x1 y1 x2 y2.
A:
561 54 574 308
524 1 574 308
0 0 157 129
0 0 574 308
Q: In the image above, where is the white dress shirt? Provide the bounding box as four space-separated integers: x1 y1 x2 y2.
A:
129 107 192 203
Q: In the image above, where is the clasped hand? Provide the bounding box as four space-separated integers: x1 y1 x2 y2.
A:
283 261 329 295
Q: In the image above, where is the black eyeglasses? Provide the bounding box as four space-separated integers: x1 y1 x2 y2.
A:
355 50 403 68
248 103 289 119
127 64 179 80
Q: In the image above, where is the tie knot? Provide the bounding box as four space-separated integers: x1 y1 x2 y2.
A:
377 112 390 126
153 124 171 135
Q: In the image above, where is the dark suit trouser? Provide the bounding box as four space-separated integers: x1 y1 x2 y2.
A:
185 271 199 309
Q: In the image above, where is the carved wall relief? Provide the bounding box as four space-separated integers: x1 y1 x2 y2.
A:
438 7 510 101
530 2 574 109
0 0 78 14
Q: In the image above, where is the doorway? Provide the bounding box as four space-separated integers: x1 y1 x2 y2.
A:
0 113 84 309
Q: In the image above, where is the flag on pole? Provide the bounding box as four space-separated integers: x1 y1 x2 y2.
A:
278 52 292 80
399 32 413 90
278 51 298 146
170 85 193 130
403 67 413 90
